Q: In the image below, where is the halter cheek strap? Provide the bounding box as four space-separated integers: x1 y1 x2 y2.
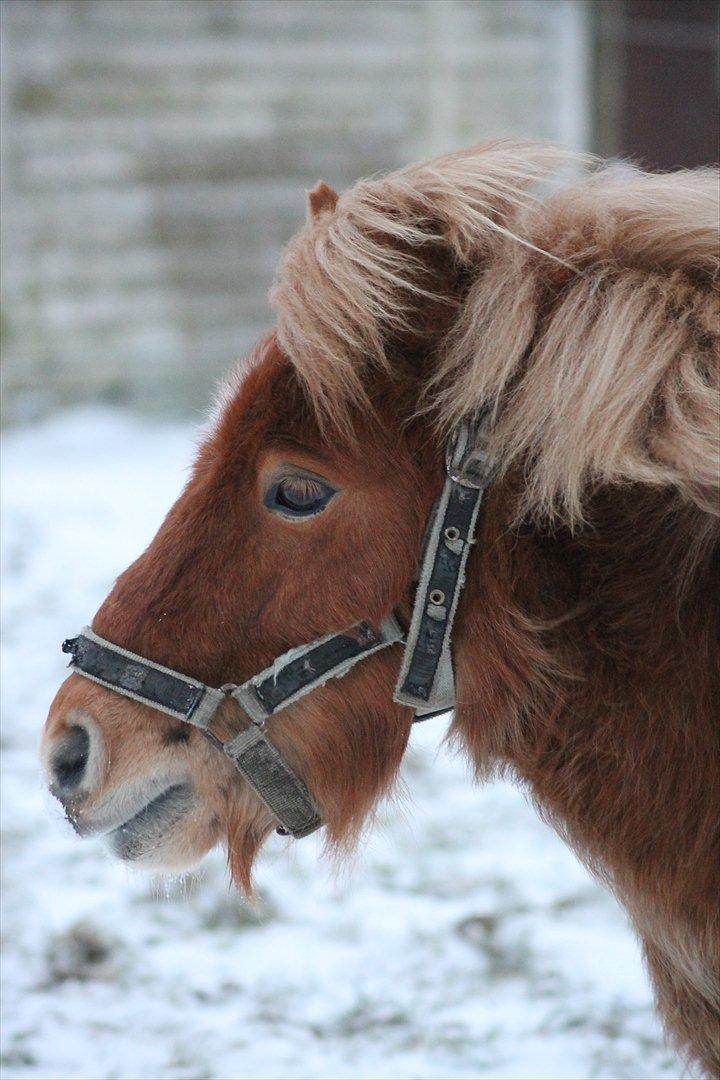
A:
61 416 494 842
394 415 493 715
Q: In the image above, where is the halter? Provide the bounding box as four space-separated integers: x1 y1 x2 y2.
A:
61 414 494 839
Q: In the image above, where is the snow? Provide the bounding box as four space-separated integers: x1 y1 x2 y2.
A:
1 409 685 1080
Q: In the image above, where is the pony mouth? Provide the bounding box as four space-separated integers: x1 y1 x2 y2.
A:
106 783 196 862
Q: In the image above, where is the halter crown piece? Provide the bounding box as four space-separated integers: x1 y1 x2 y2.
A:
61 413 495 839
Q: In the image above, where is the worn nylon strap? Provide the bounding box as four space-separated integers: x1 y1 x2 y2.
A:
393 478 484 712
226 615 404 837
394 415 493 715
62 616 404 838
62 627 225 727
223 726 322 838
233 616 404 723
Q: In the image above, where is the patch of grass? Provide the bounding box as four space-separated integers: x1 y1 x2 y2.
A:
13 81 57 113
43 918 121 985
198 887 278 931
455 913 535 981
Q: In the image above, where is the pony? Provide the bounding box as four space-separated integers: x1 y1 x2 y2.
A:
42 142 719 1075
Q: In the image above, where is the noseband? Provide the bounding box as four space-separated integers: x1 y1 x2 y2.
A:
61 415 494 839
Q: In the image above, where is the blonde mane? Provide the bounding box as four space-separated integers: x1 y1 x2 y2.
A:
271 141 719 523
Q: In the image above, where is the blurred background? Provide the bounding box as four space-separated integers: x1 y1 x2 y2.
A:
1 0 717 422
1 4 717 1079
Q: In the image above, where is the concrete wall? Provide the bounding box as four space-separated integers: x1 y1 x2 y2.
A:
0 0 591 421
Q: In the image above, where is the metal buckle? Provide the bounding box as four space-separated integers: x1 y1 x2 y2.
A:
445 412 495 489
230 683 271 728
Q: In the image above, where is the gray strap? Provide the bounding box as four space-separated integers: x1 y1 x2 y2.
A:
393 478 483 713
223 726 322 838
394 416 493 716
65 626 226 727
63 617 406 840
223 614 404 838
232 615 405 723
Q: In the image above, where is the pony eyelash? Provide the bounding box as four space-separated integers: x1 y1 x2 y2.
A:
275 474 326 501
263 469 338 519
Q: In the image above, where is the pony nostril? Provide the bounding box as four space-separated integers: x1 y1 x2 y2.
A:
51 725 90 792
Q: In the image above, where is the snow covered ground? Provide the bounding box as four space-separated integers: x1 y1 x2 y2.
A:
1 409 685 1080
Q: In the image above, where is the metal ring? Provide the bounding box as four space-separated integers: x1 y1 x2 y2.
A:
429 589 445 605
444 526 460 542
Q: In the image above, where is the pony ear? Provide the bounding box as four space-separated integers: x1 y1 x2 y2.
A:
307 181 339 221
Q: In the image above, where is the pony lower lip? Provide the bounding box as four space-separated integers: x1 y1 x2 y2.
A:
63 779 189 838
107 783 195 861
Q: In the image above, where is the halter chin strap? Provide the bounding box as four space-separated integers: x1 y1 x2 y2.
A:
61 416 493 841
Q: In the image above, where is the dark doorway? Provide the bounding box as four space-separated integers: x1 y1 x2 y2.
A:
594 0 719 170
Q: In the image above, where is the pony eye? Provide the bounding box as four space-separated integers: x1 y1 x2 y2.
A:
265 474 336 518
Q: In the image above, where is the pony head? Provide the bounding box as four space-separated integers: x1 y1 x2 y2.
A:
42 142 719 897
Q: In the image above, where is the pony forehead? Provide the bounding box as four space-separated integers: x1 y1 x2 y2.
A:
205 334 349 467
206 332 277 431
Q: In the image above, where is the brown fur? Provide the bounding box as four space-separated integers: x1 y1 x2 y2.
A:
44 143 719 1075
